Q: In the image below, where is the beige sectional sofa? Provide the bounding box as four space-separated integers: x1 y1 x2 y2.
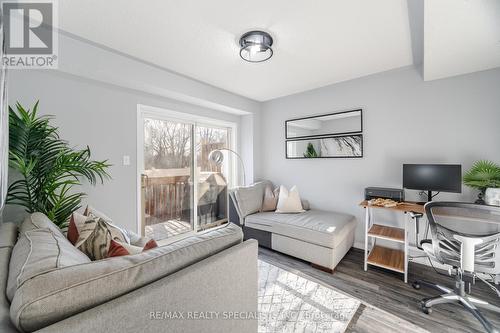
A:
1 213 258 333
230 181 357 271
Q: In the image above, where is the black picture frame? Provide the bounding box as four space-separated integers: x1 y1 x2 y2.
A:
285 134 363 159
285 109 363 140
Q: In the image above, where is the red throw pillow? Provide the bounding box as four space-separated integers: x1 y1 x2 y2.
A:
67 214 79 245
107 239 159 258
108 240 130 257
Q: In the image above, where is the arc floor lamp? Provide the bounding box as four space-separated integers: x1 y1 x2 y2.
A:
208 148 246 186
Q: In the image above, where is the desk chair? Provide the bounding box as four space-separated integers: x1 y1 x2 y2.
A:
412 202 500 333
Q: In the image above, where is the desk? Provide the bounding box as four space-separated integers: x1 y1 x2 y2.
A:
359 200 424 283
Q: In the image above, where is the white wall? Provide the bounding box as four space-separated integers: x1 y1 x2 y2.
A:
258 66 500 247
3 32 261 231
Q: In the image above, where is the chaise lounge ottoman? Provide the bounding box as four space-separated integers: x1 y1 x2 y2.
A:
229 181 357 272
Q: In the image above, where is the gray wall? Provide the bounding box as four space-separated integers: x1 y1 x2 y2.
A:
4 70 244 232
258 66 500 247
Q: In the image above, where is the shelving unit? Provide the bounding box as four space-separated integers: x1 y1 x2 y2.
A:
368 224 405 243
366 245 404 273
360 200 424 283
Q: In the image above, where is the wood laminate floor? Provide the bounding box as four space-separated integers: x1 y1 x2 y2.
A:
258 247 500 333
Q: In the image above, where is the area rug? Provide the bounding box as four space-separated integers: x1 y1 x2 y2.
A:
258 260 361 333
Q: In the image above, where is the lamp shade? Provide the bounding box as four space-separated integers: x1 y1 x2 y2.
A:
208 150 225 166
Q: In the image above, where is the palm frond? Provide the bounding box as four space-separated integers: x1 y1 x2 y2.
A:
463 160 500 190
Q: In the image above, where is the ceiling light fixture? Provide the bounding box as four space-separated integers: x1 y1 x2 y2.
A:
239 31 273 63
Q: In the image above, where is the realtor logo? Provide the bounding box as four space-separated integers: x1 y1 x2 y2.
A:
1 0 58 68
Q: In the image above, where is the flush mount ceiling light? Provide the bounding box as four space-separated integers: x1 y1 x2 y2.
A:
239 31 273 63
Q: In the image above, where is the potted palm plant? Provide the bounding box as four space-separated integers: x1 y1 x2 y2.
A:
463 160 500 205
6 102 110 227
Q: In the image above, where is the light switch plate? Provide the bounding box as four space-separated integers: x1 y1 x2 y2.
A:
122 155 130 166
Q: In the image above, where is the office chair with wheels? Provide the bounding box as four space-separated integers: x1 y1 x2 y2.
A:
412 202 500 333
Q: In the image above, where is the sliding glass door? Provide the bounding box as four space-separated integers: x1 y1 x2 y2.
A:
138 106 234 242
141 117 195 241
196 125 230 231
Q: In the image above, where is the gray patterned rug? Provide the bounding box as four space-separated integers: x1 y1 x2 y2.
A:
258 260 361 333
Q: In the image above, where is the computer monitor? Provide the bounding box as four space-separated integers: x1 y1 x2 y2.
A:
403 164 462 202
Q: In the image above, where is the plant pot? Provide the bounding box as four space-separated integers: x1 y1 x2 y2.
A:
475 189 486 205
484 188 500 206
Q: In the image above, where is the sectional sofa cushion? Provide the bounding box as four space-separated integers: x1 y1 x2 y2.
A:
19 212 65 237
245 210 356 249
0 222 18 249
234 181 270 218
0 223 18 333
233 181 271 218
6 228 91 303
9 222 243 332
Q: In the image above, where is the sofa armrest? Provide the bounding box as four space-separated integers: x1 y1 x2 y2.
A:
11 223 243 332
228 192 243 226
37 240 258 333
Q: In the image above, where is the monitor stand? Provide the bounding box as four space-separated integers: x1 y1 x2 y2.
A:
416 191 433 205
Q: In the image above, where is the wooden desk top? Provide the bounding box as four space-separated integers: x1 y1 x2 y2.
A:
359 200 425 214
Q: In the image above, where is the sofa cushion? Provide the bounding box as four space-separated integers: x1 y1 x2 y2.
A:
6 228 91 303
233 181 271 218
10 222 243 332
0 222 18 249
245 210 356 248
19 212 64 237
0 223 18 333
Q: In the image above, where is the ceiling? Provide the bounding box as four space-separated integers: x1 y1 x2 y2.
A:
424 0 500 81
58 0 500 102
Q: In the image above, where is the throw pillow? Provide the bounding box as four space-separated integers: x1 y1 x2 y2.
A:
84 205 113 222
107 239 158 257
83 205 130 243
75 217 128 260
276 185 305 213
233 183 267 217
301 199 311 211
67 212 90 245
261 185 280 212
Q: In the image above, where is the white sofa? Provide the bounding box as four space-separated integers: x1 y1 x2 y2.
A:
229 181 356 271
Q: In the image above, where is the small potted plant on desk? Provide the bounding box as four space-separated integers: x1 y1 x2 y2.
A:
463 160 500 205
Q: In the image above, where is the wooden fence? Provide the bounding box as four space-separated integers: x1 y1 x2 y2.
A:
142 168 227 228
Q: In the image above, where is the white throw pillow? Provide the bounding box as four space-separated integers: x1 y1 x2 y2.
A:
276 185 305 213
